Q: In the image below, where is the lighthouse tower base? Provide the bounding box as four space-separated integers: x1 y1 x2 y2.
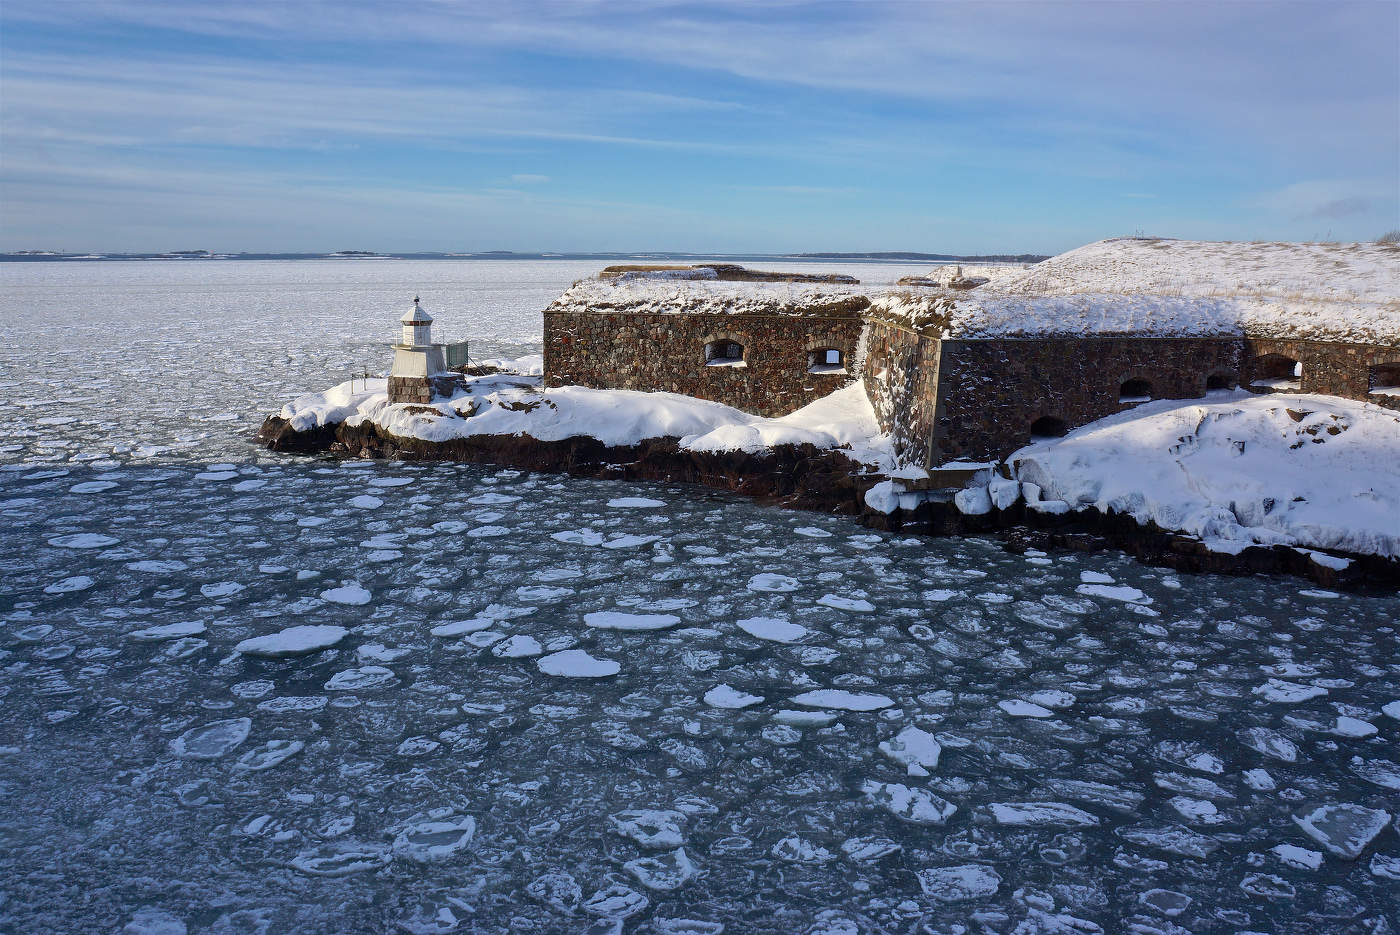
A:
388 372 459 405
388 342 452 404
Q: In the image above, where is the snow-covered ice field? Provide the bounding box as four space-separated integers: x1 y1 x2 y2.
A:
1 260 1398 933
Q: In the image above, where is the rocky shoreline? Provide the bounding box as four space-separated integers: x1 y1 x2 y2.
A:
258 414 1400 591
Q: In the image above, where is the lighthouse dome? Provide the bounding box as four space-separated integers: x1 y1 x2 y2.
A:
401 296 433 324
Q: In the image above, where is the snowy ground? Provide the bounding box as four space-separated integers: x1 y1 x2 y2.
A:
1 259 1397 933
1002 392 1400 559
872 238 1399 343
281 370 899 470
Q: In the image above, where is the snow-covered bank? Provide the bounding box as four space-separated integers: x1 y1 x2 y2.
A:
269 375 1399 577
279 373 895 470
1003 392 1400 558
872 238 1400 344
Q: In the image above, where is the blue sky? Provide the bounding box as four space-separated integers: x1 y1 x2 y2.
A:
2 0 1396 254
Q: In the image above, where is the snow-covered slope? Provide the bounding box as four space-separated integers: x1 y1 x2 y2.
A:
1008 392 1400 558
871 239 1400 344
280 375 895 469
546 278 872 318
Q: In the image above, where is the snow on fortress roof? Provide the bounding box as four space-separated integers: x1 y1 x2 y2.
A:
873 238 1400 344
547 276 873 318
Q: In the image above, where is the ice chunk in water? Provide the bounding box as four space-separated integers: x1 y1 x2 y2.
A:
583 883 649 918
170 718 251 759
234 740 304 771
1238 727 1299 762
998 699 1054 718
324 666 397 691
1253 678 1327 702
129 621 206 641
735 616 807 643
235 625 347 657
1292 804 1392 859
526 870 583 913
608 497 664 508
1116 825 1220 858
878 725 941 775
1270 843 1323 870
747 573 798 592
772 710 838 728
584 611 681 631
770 835 834 863
290 843 391 876
862 781 957 824
1138 889 1191 918
611 809 687 848
988 802 1100 827
916 864 1001 901
391 814 476 862
537 649 619 678
47 533 119 549
43 575 95 594
791 690 893 711
840 836 902 861
703 684 764 709
320 582 372 605
492 635 542 658
624 847 696 890
816 594 875 612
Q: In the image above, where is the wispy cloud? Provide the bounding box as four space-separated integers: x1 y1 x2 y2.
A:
1 1 1395 251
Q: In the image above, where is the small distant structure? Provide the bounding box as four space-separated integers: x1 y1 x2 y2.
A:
388 296 452 404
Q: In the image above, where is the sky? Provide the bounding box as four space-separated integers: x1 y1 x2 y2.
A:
1 0 1397 255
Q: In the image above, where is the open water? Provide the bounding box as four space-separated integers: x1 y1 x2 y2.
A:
0 260 1396 934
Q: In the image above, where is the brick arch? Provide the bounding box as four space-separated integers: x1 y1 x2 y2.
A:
1204 370 1237 391
1370 360 1400 396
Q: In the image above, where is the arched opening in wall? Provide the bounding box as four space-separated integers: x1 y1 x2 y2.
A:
705 339 746 368
1370 362 1400 397
1030 416 1067 440
1206 373 1235 392
807 347 844 374
1249 354 1301 391
1119 378 1153 404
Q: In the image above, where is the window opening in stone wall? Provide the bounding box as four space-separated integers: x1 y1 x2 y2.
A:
807 348 844 374
705 340 746 368
1370 362 1400 397
1249 354 1301 391
1030 416 1067 440
1119 378 1153 403
1206 373 1235 391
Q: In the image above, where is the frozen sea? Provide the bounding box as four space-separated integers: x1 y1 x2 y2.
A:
1 260 1397 935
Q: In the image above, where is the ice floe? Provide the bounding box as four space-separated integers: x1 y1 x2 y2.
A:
170 718 251 759
536 649 620 678
791 690 894 711
235 624 348 657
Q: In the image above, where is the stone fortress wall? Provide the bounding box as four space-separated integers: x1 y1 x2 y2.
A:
544 309 864 418
541 258 1400 468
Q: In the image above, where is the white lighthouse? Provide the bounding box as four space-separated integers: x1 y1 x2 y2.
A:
388 296 449 404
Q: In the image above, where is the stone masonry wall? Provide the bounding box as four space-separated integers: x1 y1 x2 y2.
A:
388 374 460 405
1243 337 1400 411
860 318 941 465
544 310 864 417
929 337 1244 464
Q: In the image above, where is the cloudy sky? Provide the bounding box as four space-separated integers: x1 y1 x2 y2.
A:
2 0 1396 254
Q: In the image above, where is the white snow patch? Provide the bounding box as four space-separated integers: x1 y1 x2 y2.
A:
1012 394 1400 558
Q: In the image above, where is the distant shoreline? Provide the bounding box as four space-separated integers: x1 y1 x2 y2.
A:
0 251 1045 264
